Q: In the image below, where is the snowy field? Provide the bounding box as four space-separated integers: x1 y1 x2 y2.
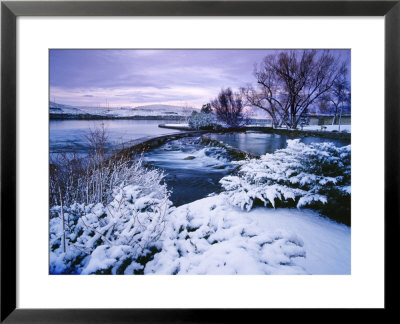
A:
145 195 350 275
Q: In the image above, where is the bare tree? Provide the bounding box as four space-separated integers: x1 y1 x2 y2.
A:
242 50 345 129
182 103 195 122
211 88 246 127
327 63 350 127
241 85 281 128
316 93 332 115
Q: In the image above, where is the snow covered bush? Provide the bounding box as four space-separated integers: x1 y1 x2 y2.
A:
49 124 146 208
188 111 220 130
220 139 351 223
49 125 173 274
49 161 172 274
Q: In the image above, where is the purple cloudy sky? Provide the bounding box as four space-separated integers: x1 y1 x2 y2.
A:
50 49 350 108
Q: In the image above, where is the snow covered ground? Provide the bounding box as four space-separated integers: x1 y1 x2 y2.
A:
301 125 351 133
145 194 350 275
50 102 197 118
163 123 189 128
49 103 88 115
81 105 197 117
163 123 351 133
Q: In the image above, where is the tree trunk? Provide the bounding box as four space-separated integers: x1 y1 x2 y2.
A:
59 187 66 253
332 103 339 126
338 104 343 132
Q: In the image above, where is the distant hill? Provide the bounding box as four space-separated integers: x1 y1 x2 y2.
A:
49 102 97 119
49 102 198 120
50 102 88 115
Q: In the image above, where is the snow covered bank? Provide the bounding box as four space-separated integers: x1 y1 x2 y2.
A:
163 123 189 128
159 123 192 131
145 195 350 275
301 125 351 133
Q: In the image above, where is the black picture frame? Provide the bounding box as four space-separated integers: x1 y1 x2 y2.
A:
1 0 398 322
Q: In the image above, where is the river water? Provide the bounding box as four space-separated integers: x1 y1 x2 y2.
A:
50 119 183 154
208 131 350 156
50 120 350 206
143 137 236 206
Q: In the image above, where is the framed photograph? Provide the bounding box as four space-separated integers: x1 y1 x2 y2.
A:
1 0 398 321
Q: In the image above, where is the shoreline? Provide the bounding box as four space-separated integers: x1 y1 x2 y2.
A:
50 114 188 121
159 123 351 141
111 125 351 160
113 129 258 160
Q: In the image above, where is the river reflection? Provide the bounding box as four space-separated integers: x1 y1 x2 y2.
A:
209 131 350 156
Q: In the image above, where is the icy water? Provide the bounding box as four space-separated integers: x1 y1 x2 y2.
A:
50 119 182 154
144 137 236 206
209 131 350 156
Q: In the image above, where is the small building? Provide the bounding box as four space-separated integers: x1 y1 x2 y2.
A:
307 114 351 126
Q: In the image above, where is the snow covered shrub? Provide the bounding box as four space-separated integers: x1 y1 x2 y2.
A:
188 111 220 130
50 125 173 274
49 162 172 274
220 139 351 222
49 124 142 207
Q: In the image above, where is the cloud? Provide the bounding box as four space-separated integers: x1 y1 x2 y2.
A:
50 49 350 107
